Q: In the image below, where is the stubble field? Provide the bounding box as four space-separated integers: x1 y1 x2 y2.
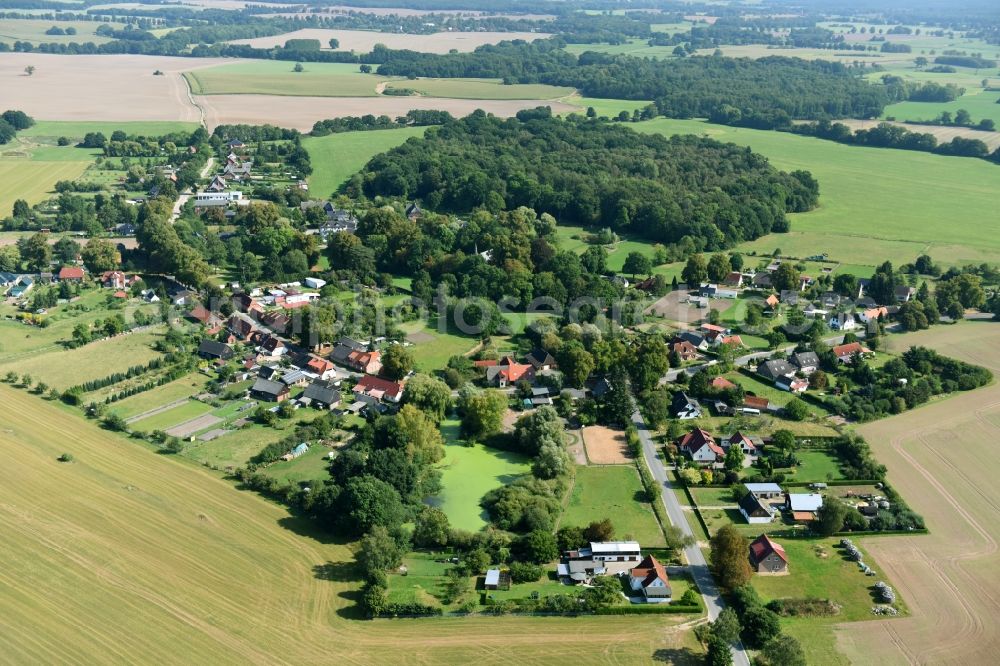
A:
0 386 703 664
226 28 550 53
834 322 1000 665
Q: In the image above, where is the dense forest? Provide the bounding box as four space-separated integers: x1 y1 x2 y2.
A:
357 109 818 247
377 43 889 127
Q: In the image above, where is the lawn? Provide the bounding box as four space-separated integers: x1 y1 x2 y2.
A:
779 450 846 483
106 372 208 419
181 410 318 469
688 487 738 507
0 327 164 391
129 399 214 433
561 465 666 547
262 444 332 485
429 419 531 532
401 317 481 371
0 159 93 214
486 569 573 602
634 117 1000 267
302 126 427 197
725 372 831 417
679 415 839 438
386 552 457 607
753 537 906 666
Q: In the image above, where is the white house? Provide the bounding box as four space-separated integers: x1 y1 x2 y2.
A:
738 492 775 524
304 277 326 290
628 555 672 603
677 428 724 464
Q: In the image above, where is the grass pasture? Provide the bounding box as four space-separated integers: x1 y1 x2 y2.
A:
0 159 93 215
635 117 1000 268
107 372 207 420
561 96 653 119
0 327 164 391
883 89 1000 127
130 399 214 433
430 419 531 532
302 126 427 196
561 465 666 547
0 385 702 663
0 18 123 45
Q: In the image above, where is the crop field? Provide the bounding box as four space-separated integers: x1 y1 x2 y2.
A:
635 117 1000 268
563 39 684 59
198 93 576 131
186 61 391 96
835 322 1000 665
561 465 666 547
0 385 703 663
0 328 164 391
837 118 1000 151
430 419 531 532
562 96 653 119
303 127 427 195
21 120 200 140
226 28 550 54
0 18 123 45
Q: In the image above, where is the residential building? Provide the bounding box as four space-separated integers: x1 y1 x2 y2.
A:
744 483 784 500
724 431 762 456
676 428 724 463
353 374 404 404
250 378 290 402
828 312 857 331
525 348 557 371
670 392 701 420
675 331 708 351
832 342 872 364
345 349 382 375
859 306 889 324
305 356 338 380
198 339 233 361
775 376 809 393
739 492 775 524
301 379 341 410
791 351 820 375
894 285 916 303
484 355 535 387
757 359 795 382
749 535 789 574
669 339 700 361
710 376 737 391
58 266 85 282
628 555 671 603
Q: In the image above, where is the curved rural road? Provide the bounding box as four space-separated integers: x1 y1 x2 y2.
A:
631 407 751 666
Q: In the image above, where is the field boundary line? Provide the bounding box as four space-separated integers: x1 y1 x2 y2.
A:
125 398 191 425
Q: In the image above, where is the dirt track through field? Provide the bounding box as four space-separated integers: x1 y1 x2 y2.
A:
834 322 1000 665
166 413 222 438
125 398 189 425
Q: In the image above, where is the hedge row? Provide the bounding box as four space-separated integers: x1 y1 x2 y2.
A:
634 459 668 531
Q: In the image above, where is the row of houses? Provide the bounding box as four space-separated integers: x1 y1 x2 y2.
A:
737 482 824 525
756 342 873 393
676 428 763 463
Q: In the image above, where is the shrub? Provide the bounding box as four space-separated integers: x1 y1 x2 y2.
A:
57 453 74 462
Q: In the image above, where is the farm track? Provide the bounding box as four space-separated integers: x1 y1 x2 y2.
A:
125 398 190 425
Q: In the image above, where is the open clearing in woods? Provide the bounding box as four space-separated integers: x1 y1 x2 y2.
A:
834 322 1000 665
303 126 428 196
0 386 704 664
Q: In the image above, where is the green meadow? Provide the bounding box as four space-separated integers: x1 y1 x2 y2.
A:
21 120 200 140
561 465 666 547
302 127 427 196
186 61 390 96
562 96 653 119
883 89 1000 126
634 117 1000 268
0 18 123 45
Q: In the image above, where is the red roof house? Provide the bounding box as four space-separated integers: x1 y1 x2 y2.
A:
749 534 788 574
353 374 404 404
58 266 85 281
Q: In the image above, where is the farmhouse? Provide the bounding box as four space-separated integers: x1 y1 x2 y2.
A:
627 555 672 603
101 271 137 290
786 493 824 522
723 431 762 455
560 541 643 584
671 391 701 420
198 339 234 361
832 342 872 363
677 428 724 464
300 379 341 410
749 534 789 574
739 492 775 524
250 378 290 402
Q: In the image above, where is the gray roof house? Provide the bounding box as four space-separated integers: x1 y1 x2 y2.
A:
301 380 341 410
757 359 795 382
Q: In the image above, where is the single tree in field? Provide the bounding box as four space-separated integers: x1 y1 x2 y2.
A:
293 62 304 73
709 524 752 589
24 65 35 76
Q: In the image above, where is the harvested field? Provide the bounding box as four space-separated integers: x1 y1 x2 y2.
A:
834 322 1000 665
581 425 632 464
199 93 575 131
0 53 224 122
0 385 704 663
166 413 223 438
837 118 1000 151
226 28 550 53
